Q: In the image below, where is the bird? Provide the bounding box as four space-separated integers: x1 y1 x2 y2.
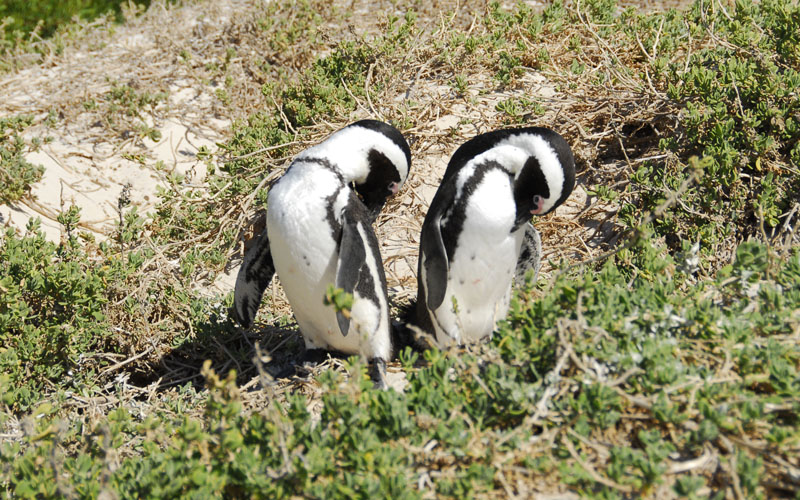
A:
405 126 575 348
232 119 411 387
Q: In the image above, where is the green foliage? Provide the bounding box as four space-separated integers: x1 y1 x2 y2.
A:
465 0 799 260
0 0 150 41
281 40 375 128
279 10 416 128
495 96 546 124
94 80 169 142
324 285 354 314
2 362 422 498
2 1 799 497
2 240 797 496
0 203 217 411
0 218 112 409
629 0 800 253
0 115 44 204
106 81 168 120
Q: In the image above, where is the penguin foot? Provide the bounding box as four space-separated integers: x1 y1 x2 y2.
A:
273 349 330 379
370 358 388 390
300 348 330 367
274 365 297 379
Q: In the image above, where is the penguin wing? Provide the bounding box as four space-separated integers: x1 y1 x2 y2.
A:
515 223 542 286
420 181 456 311
233 228 276 328
335 204 368 337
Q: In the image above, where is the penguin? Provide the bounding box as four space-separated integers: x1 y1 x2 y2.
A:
232 120 412 387
408 127 575 348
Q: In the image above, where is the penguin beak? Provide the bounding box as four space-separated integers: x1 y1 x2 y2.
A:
367 204 383 223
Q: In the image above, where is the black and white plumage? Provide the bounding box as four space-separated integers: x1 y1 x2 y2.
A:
408 127 575 347
232 120 411 386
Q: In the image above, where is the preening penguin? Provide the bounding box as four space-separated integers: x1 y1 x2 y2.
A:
232 120 411 387
409 127 575 348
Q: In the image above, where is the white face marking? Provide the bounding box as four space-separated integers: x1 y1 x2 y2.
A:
461 144 530 178
502 133 565 214
296 125 409 187
455 135 565 214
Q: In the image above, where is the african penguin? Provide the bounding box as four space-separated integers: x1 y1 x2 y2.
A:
407 127 575 348
232 120 412 387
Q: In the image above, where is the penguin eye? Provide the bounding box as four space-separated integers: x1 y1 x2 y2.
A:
530 195 545 215
388 181 400 195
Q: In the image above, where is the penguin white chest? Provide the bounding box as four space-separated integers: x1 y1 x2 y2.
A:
436 170 523 344
266 167 343 341
265 165 389 359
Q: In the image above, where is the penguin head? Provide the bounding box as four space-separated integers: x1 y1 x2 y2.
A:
353 143 407 219
508 129 576 225
346 120 412 219
300 120 411 219
446 128 574 223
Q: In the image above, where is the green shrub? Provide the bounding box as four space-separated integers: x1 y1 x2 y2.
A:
0 115 44 204
0 218 112 409
1 0 150 41
633 0 800 254
2 240 797 496
473 0 799 260
2 1 799 497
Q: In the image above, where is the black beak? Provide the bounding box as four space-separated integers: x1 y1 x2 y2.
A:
355 185 390 223
364 198 385 224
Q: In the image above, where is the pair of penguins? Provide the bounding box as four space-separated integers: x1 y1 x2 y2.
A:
232 120 575 388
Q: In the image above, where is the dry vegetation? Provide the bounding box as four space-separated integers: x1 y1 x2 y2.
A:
1 0 799 498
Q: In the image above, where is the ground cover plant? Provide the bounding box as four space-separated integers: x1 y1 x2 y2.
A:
0 0 152 41
0 115 44 204
1 0 799 498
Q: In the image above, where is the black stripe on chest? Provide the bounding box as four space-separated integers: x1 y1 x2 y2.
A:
440 160 511 262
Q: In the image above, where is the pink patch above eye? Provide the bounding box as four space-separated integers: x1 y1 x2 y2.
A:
389 182 400 194
530 206 544 215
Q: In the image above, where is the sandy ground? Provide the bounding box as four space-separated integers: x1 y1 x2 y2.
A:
0 1 238 241
0 0 616 285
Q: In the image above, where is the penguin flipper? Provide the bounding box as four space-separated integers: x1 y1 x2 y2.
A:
335 205 368 337
233 228 276 328
421 215 448 310
515 223 542 286
420 182 456 311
